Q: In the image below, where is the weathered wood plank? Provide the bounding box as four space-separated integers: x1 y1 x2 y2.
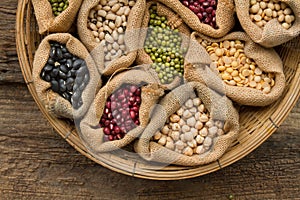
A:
0 1 23 83
0 83 299 199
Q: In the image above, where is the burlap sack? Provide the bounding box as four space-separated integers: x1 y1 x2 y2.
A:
77 0 145 76
136 1 191 89
79 68 164 153
235 0 300 47
155 0 235 38
32 0 83 34
184 32 286 106
134 81 239 166
32 33 100 119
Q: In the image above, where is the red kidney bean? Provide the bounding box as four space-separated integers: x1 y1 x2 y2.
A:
180 0 218 28
99 84 142 141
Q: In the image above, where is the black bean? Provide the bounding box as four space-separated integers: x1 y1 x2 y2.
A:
83 73 90 83
50 68 59 78
51 80 59 92
47 58 55 65
45 74 51 82
70 69 76 77
59 79 66 92
66 59 73 69
63 53 72 59
72 90 80 102
66 71 72 78
50 47 56 58
53 43 60 48
59 65 68 73
60 58 67 63
75 75 83 85
73 59 83 70
73 83 79 91
59 71 67 79
66 78 74 91
56 48 63 60
41 70 46 79
76 66 87 77
79 82 86 92
61 47 68 53
44 64 53 72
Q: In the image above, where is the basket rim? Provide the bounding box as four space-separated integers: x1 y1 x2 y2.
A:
15 0 300 180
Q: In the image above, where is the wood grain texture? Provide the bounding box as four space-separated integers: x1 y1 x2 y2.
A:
0 0 23 83
0 83 299 200
0 0 299 199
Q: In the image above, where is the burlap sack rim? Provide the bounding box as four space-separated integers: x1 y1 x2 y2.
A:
155 0 235 38
189 31 285 106
235 0 300 47
32 0 83 34
32 33 100 119
79 69 165 153
136 1 190 90
135 81 239 166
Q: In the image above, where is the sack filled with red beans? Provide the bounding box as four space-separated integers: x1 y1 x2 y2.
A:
79 68 164 153
154 0 235 38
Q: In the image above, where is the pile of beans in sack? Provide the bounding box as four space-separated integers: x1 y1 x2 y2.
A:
31 0 299 166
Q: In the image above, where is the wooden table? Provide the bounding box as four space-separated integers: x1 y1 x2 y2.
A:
0 0 299 199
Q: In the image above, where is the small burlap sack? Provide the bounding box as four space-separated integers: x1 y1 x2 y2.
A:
32 33 100 119
77 0 145 76
32 0 83 34
136 1 191 89
184 32 286 106
235 0 300 47
155 0 235 38
79 68 164 153
134 81 239 166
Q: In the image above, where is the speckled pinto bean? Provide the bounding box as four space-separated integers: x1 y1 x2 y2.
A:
152 94 225 156
199 39 275 94
88 0 136 66
249 0 295 29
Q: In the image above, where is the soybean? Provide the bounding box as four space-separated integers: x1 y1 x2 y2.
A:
249 0 295 29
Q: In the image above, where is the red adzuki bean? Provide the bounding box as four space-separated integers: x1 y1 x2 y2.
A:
181 0 218 28
99 84 142 141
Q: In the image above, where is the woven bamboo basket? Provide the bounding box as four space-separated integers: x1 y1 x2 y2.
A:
16 0 300 180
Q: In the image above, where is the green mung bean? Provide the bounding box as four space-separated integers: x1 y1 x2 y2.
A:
48 0 69 16
144 5 186 84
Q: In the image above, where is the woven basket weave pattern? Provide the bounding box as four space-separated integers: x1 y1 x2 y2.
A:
16 0 300 180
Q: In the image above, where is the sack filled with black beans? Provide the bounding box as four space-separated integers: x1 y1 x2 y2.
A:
135 1 191 90
32 0 83 34
32 33 100 119
134 81 239 166
77 0 146 76
235 0 300 47
154 0 235 38
79 68 164 153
